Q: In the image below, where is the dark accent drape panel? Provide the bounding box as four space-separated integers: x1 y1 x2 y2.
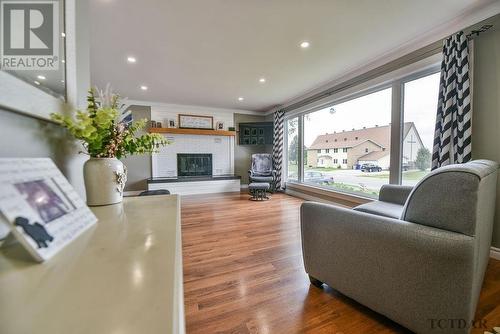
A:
432 31 472 170
272 109 285 191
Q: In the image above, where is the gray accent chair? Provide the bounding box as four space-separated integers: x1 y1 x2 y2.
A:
248 153 277 192
301 160 498 334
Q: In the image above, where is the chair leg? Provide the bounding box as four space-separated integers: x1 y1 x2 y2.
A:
309 275 324 288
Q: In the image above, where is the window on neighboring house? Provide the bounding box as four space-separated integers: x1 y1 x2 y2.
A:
401 72 440 185
365 148 369 153
325 149 330 153
317 149 321 153
303 87 392 198
355 136 359 140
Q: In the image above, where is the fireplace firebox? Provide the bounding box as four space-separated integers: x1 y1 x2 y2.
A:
177 154 213 177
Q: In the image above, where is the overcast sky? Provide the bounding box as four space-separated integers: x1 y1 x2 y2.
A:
302 72 440 150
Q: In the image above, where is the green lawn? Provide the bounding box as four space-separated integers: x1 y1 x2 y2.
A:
402 170 429 180
360 170 429 181
326 182 379 199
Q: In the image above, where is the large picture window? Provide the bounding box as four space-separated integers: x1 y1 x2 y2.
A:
303 88 392 198
401 72 440 185
284 62 440 199
286 117 299 181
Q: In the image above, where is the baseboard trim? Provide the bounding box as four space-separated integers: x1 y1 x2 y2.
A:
491 247 500 260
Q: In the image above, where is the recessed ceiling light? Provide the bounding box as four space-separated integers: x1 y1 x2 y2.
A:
61 59 65 63
61 32 66 38
34 80 40 85
61 80 65 83
37 75 46 80
238 97 244 101
259 78 266 83
140 85 148 91
127 56 137 63
300 41 310 48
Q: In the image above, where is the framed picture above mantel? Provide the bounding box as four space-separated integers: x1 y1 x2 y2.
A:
178 114 214 130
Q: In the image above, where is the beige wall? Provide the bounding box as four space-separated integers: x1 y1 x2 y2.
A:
121 105 152 192
348 141 382 168
471 21 500 248
307 150 318 167
234 113 272 184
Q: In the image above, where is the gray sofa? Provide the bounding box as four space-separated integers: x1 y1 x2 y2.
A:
300 160 498 334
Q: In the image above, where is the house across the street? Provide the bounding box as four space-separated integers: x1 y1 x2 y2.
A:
306 123 423 170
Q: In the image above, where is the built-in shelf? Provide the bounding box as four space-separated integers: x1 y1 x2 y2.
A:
149 127 236 137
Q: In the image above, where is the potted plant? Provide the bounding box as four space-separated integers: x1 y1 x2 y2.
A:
51 86 168 206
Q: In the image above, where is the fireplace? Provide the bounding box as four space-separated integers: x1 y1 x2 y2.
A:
177 154 213 177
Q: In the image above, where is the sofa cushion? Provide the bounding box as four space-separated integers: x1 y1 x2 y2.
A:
250 176 274 183
353 201 404 219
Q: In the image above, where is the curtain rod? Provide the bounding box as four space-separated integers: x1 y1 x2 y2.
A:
276 22 495 114
466 24 494 39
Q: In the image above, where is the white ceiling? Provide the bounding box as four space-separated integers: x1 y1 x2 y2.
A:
89 0 497 112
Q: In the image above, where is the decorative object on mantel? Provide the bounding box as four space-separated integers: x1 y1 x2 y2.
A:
216 121 225 130
168 119 176 128
156 121 162 128
150 120 157 128
51 85 169 206
178 114 214 130
0 158 97 262
228 126 235 131
149 127 235 136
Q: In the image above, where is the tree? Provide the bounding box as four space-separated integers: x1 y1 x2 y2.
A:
415 147 431 171
288 135 298 164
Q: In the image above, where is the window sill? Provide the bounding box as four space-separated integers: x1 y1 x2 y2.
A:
285 182 372 208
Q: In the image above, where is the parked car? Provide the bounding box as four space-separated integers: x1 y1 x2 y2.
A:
360 163 382 172
304 171 334 185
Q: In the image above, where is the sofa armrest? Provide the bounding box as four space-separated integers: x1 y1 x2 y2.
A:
300 201 475 333
378 184 413 205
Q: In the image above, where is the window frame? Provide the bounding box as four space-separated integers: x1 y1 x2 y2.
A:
284 58 441 199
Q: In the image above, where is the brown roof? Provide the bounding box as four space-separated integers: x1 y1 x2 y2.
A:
358 150 389 161
308 123 415 150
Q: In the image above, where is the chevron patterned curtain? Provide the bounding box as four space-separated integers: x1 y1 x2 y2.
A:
431 31 472 170
272 109 285 191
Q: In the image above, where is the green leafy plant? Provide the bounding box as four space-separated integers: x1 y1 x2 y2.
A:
415 147 431 171
51 85 168 159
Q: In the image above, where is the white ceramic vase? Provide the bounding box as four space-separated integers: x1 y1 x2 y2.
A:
83 157 127 206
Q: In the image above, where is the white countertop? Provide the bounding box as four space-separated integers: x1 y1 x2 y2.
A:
0 195 184 334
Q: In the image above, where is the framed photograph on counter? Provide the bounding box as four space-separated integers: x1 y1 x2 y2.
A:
178 114 214 130
0 158 97 262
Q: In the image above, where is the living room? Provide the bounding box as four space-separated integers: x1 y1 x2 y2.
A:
1 1 500 333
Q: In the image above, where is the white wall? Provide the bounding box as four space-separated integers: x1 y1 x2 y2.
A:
402 126 423 164
150 104 260 178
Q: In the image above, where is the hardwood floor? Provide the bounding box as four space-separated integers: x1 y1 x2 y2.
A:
181 192 500 334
